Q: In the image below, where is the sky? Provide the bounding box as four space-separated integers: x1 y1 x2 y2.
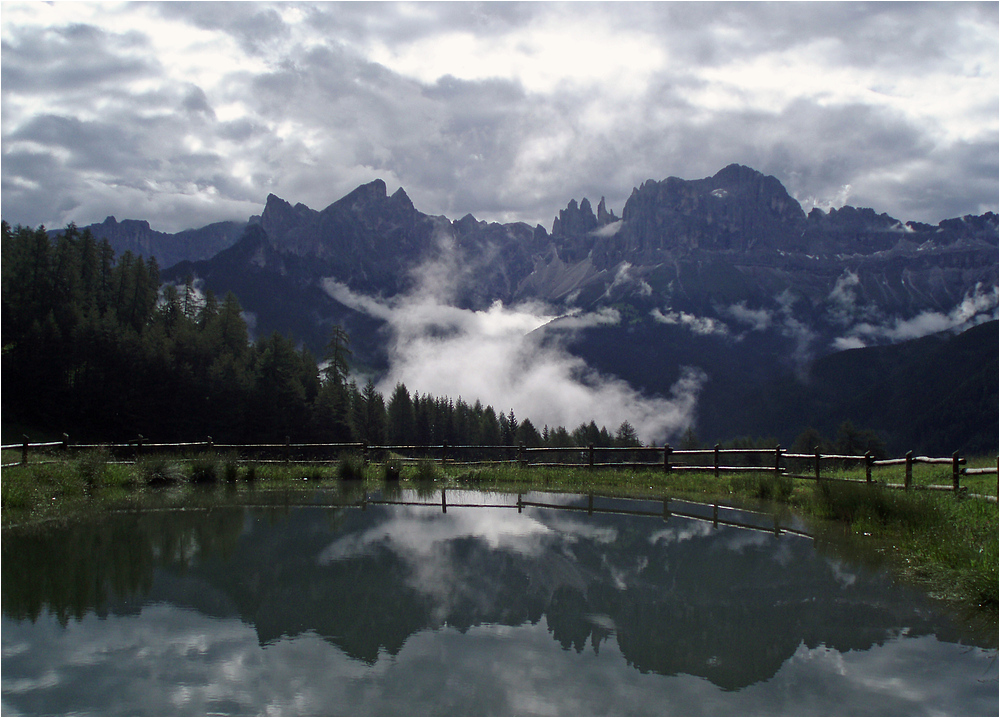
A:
2 1 998 234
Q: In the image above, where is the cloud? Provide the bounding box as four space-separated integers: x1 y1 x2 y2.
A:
774 289 818 374
832 283 999 348
603 262 652 300
723 301 773 332
324 233 707 444
592 220 623 237
2 2 996 233
650 308 730 337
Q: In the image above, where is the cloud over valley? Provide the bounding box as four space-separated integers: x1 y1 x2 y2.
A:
323 240 708 445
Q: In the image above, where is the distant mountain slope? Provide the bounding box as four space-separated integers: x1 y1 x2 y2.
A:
49 215 247 268
748 320 998 455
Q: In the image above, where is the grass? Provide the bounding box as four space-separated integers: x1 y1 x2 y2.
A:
2 452 996 626
810 479 998 622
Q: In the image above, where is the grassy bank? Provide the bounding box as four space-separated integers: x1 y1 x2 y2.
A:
3 450 996 625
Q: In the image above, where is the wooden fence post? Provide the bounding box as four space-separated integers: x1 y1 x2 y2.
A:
207 436 213 452
713 503 719 527
588 493 594 515
662 497 670 521
21 435 29 466
136 435 144 460
62 433 70 453
588 444 595 469
714 444 720 478
774 445 782 479
284 436 291 463
441 488 447 514
904 451 913 490
518 442 526 467
865 452 873 484
361 442 368 465
663 444 672 474
952 451 961 493
814 446 821 482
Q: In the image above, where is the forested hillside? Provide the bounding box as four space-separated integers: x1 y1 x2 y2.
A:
1 222 641 449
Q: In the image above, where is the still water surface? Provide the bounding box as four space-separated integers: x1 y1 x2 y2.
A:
2 489 997 715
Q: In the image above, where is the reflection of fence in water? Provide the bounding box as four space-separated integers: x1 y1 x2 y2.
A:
363 489 814 540
81 490 813 540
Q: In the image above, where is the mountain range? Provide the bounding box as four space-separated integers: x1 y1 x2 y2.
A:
65 164 998 454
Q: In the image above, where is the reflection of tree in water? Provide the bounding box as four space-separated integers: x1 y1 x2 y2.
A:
2 496 985 690
2 507 245 625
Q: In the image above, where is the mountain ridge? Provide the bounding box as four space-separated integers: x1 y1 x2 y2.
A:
34 163 997 450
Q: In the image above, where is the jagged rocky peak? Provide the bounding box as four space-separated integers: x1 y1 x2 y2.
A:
389 186 414 211
99 215 152 232
454 213 485 235
597 197 618 225
552 197 599 236
260 193 317 239
335 178 389 210
809 204 900 230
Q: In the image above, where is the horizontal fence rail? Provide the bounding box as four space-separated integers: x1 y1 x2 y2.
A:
3 434 997 500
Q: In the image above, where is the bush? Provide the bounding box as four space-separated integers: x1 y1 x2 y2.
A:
337 454 366 481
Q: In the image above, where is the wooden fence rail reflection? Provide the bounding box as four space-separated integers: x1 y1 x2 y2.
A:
3 434 998 499
360 490 815 540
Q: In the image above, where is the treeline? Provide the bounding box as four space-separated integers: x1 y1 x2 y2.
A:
2 222 643 447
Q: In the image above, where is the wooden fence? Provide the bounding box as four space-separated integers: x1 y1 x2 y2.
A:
3 434 998 499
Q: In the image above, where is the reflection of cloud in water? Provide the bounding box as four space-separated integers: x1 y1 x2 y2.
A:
648 521 715 545
721 529 774 553
317 498 628 621
317 505 556 621
318 505 553 564
3 610 995 716
826 558 859 588
537 513 619 545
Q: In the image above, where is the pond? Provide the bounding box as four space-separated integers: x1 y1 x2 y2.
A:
2 488 997 716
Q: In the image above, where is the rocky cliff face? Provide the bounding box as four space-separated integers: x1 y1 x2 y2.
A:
159 165 996 356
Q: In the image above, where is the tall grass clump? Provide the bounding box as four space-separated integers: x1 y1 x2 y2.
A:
138 455 184 486
189 456 220 484
383 459 401 482
337 454 366 481
75 448 110 490
412 459 440 483
813 479 937 528
730 473 794 502
221 453 240 483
